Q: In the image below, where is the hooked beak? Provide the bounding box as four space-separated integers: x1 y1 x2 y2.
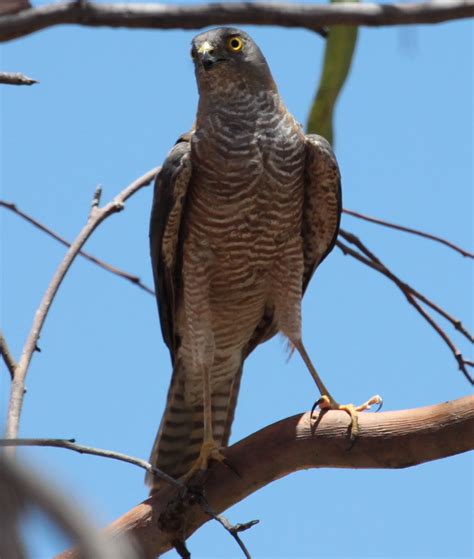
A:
197 41 227 71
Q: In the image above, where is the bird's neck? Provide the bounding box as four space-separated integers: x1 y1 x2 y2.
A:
196 85 282 128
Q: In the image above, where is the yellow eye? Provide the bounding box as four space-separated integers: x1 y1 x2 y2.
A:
227 36 243 52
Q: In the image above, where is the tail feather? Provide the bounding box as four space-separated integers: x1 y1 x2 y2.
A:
146 360 242 489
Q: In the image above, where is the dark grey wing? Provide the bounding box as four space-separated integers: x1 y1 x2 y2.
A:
149 134 192 363
302 134 342 292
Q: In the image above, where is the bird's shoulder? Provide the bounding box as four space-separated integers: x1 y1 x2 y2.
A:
302 134 342 291
150 131 194 357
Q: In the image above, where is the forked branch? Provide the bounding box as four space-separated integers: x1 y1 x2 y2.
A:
337 230 473 384
0 200 155 295
4 167 159 440
54 395 474 559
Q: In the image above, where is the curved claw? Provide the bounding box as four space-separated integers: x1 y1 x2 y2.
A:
375 397 384 412
311 395 331 417
310 399 321 417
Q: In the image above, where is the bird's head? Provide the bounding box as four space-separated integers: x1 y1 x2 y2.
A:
191 28 276 96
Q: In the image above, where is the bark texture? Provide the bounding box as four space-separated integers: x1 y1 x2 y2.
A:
56 395 474 559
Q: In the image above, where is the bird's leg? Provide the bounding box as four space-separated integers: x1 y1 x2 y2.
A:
198 362 227 467
180 243 226 480
272 237 381 439
293 339 382 439
181 365 226 482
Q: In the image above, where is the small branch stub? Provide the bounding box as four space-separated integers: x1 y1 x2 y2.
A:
0 71 37 85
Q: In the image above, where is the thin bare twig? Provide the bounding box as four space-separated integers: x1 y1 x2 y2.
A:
343 208 474 259
339 229 473 343
0 71 37 85
4 167 159 440
337 230 473 385
195 492 258 559
1 438 257 558
0 199 155 296
0 331 17 380
1 1 473 43
0 438 183 489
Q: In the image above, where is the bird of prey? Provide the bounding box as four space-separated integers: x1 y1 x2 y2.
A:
148 27 380 488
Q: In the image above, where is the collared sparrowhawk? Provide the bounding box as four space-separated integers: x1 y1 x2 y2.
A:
147 28 380 489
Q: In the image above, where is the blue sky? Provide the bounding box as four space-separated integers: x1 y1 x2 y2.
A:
1 2 472 558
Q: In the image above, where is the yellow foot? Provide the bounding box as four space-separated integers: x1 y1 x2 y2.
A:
181 440 227 483
314 394 383 439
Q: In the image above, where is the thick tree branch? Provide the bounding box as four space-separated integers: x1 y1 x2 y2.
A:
0 71 37 85
4 167 159 440
55 395 474 559
1 1 473 43
0 200 155 296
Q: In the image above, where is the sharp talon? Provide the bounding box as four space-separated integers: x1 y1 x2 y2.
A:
180 440 227 483
375 398 383 412
311 395 331 417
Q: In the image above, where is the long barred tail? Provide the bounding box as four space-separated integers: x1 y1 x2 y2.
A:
146 360 243 490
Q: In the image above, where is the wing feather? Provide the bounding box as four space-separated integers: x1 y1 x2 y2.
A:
302 134 342 291
149 134 192 363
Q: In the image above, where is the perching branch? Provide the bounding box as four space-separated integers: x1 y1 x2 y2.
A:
4 167 159 441
0 331 17 380
337 230 473 384
0 71 36 85
1 1 473 43
54 395 474 559
343 208 474 259
0 200 155 296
